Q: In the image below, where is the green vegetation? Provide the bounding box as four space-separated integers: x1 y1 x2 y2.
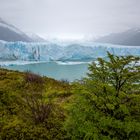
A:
0 70 72 139
0 53 140 140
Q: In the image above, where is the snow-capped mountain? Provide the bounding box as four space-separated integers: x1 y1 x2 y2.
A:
0 40 140 61
26 33 46 42
95 28 140 46
0 18 33 42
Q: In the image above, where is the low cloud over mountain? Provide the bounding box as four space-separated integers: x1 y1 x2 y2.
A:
0 18 45 42
95 29 140 46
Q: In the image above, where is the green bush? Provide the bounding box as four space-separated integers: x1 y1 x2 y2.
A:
64 53 140 140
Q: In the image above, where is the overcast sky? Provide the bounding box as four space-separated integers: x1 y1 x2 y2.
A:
0 0 140 39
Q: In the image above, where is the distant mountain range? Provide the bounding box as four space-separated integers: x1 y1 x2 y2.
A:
0 18 140 46
0 18 46 42
95 28 140 46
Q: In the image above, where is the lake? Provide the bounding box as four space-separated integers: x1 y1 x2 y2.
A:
2 62 89 81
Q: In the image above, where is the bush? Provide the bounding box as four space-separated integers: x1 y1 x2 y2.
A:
64 53 140 140
24 72 44 84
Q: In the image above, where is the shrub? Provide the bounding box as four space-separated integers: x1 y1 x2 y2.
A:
24 71 44 84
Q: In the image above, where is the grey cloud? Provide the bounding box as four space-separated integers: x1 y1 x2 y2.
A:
0 0 140 39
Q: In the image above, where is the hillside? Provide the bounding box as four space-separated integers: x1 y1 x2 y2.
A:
95 28 140 46
0 18 33 42
0 53 140 140
0 18 45 42
0 68 72 139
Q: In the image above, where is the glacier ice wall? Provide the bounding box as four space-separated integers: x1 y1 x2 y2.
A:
0 40 140 61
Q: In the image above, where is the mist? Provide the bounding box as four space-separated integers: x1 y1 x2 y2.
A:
0 0 140 39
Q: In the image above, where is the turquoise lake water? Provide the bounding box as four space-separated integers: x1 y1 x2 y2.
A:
2 62 89 81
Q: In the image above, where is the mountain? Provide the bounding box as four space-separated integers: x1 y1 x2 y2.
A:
95 28 140 46
26 33 46 42
0 18 33 42
0 41 140 63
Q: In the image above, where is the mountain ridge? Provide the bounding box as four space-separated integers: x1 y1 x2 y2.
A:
95 28 140 46
0 18 45 42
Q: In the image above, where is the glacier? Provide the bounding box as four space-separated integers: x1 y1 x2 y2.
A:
0 40 140 63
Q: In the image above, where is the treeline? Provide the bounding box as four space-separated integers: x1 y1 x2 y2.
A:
0 53 140 140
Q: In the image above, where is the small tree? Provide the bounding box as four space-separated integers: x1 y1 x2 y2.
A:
87 52 140 97
64 53 140 140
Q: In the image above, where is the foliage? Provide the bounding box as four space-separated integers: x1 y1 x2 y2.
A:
0 53 140 140
64 53 140 140
0 69 71 140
